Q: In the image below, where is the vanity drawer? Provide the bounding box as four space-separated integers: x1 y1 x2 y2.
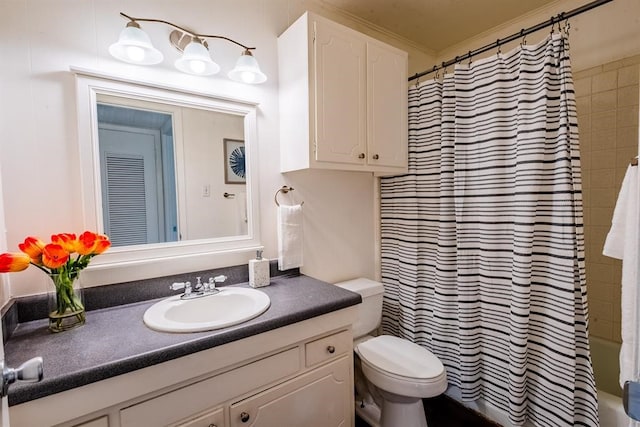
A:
120 347 299 427
171 406 224 427
71 416 109 427
305 330 351 367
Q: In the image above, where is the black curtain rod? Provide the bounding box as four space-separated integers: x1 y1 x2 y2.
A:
408 0 614 82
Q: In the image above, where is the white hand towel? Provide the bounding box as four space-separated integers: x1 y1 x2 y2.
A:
277 204 303 270
603 165 639 389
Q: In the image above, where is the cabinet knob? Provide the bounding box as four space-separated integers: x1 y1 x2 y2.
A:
240 412 251 423
358 153 365 159
327 345 336 354
372 154 380 160
208 424 217 427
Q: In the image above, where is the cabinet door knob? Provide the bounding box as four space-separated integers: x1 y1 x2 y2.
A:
240 412 251 423
327 345 336 354
372 154 380 160
358 153 365 159
208 424 217 427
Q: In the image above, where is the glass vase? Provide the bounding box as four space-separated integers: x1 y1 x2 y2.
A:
47 273 85 333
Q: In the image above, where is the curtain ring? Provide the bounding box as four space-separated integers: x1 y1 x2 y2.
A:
496 40 502 57
412 72 420 88
549 16 555 35
520 29 527 46
468 51 472 66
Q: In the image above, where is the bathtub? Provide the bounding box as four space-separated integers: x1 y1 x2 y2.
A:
445 336 629 426
591 336 629 427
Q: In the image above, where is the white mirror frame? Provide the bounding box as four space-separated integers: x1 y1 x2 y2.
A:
73 68 261 285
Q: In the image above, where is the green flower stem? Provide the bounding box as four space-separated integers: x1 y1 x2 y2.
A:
50 273 84 315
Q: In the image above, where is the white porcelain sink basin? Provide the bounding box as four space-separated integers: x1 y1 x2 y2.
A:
143 287 271 333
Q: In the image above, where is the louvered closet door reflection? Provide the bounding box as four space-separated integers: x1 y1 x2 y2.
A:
99 125 163 246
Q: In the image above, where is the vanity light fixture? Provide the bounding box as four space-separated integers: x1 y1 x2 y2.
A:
109 12 267 84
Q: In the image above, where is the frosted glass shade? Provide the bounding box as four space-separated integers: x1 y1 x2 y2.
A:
228 50 267 84
174 40 220 76
109 24 163 65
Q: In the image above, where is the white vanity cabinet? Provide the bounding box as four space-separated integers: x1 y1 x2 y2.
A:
10 308 356 427
278 12 408 174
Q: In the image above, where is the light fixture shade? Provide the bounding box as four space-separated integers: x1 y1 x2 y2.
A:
109 22 163 65
228 50 267 84
174 39 220 76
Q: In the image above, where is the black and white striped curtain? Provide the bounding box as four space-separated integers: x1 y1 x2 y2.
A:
380 33 598 427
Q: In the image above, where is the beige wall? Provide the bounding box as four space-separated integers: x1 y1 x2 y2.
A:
0 0 433 300
1 0 637 313
181 109 246 240
576 56 640 342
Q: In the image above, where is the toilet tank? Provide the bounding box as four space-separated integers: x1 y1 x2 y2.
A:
335 278 384 339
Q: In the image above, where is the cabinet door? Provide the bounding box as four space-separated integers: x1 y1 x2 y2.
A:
314 19 367 166
229 356 351 427
367 41 408 169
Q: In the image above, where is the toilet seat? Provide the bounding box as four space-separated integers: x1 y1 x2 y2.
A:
356 335 448 398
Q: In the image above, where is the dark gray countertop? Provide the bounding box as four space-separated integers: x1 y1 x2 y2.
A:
4 274 361 406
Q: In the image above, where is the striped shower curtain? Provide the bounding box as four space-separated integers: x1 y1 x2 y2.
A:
380 33 598 426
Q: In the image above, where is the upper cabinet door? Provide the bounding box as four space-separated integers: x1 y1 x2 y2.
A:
314 20 367 165
278 12 408 174
367 41 408 169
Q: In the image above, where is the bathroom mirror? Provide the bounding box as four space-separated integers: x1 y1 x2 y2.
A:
74 70 261 271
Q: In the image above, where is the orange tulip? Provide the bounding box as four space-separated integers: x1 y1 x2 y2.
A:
18 237 45 263
51 233 77 254
93 234 111 255
42 244 70 269
0 253 31 273
76 231 97 255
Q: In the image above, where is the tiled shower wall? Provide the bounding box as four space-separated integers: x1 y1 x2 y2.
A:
575 55 640 343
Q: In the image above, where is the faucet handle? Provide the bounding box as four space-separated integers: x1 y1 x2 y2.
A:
208 275 227 289
195 277 203 291
169 282 186 291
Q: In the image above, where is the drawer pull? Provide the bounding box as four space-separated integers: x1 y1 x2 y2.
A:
327 345 336 354
372 154 380 160
240 412 251 423
358 153 365 159
208 424 217 427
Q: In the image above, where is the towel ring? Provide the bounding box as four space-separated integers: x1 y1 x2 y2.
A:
275 185 304 207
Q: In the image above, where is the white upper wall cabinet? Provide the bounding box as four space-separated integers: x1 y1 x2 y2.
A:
278 12 408 174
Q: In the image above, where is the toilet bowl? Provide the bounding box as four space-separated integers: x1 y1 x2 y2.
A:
335 278 447 427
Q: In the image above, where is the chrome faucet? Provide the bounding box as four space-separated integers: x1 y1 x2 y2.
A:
169 275 228 300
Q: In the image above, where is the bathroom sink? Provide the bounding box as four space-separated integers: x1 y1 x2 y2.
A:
143 287 271 333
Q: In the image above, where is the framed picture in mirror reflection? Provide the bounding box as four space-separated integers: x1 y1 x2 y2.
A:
224 138 246 184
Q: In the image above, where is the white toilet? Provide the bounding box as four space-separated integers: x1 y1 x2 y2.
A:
335 278 447 427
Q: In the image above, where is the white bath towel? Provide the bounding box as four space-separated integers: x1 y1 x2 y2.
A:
277 204 303 270
603 165 639 389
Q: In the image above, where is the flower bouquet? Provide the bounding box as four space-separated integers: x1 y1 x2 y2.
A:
0 231 110 332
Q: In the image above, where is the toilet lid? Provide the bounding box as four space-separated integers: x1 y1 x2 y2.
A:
356 335 444 380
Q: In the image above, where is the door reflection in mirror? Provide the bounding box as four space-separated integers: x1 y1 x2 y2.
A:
97 104 179 247
95 95 246 248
